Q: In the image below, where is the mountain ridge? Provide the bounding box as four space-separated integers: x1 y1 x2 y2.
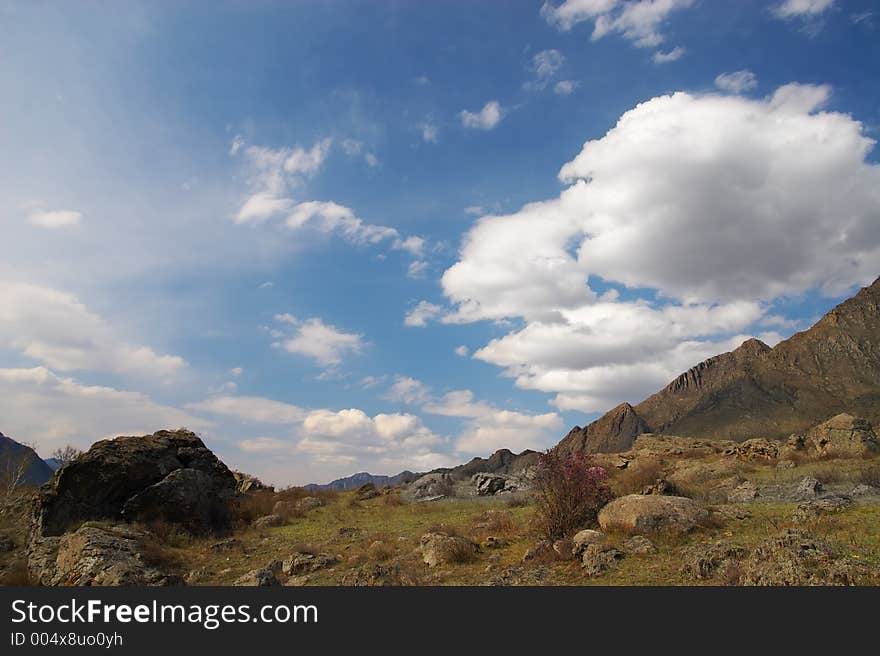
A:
304 470 419 491
559 276 880 454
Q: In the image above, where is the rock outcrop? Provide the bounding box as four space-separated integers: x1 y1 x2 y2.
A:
28 524 180 586
31 429 237 538
803 414 879 457
557 403 649 455
556 277 880 453
597 495 708 535
420 532 479 567
404 448 539 500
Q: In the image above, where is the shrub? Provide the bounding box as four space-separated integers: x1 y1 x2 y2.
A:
531 449 614 540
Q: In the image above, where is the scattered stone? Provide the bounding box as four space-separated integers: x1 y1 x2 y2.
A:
296 497 324 513
598 495 709 535
571 529 605 557
738 529 862 586
581 544 623 577
233 567 280 587
252 514 284 529
731 438 779 462
712 505 752 521
210 537 241 552
522 540 553 563
355 483 381 501
794 476 823 500
285 575 310 586
727 481 759 503
336 526 362 539
282 552 338 575
482 536 510 549
414 495 446 503
622 535 657 554
681 540 746 580
851 484 880 498
552 538 575 560
776 459 797 470
641 479 677 496
486 553 501 562
420 532 479 567
232 471 270 494
184 569 210 584
793 495 855 521
341 562 414 586
485 565 550 586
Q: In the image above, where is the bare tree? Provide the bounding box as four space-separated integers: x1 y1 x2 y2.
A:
1 443 38 498
50 444 82 465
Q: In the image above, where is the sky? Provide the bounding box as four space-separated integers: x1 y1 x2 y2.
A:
1 0 879 486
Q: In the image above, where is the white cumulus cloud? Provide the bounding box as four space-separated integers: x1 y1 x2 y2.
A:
715 70 758 93
272 315 365 368
27 209 83 228
0 281 186 378
440 82 880 412
543 0 696 48
460 101 504 130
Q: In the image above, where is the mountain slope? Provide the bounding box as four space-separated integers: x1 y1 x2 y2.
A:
0 432 54 487
558 276 880 453
304 471 419 490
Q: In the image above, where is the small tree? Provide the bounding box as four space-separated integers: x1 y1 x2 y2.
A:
1 442 39 498
532 449 614 540
50 445 82 465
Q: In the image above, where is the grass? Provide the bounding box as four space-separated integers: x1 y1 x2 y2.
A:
3 453 879 587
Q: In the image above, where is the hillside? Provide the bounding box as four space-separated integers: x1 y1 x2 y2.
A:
0 432 53 488
559 276 880 454
305 471 419 491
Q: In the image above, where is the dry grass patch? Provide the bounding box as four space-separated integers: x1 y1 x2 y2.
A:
611 457 665 495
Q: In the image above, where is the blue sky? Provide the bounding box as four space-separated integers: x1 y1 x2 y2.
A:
1 0 878 485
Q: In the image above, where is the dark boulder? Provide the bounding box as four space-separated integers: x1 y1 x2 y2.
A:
32 429 236 537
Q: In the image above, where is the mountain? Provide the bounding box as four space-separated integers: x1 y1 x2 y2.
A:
304 471 419 491
0 432 54 487
44 458 63 471
559 276 880 454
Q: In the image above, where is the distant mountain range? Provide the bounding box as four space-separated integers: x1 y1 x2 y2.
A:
0 432 54 487
559 276 880 454
304 470 420 490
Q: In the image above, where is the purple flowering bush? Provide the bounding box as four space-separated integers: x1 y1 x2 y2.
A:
532 449 615 540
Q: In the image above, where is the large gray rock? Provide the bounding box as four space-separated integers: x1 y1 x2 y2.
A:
420 532 479 567
728 480 759 503
282 552 338 575
804 414 879 458
571 529 605 557
581 544 623 576
794 476 823 500
233 567 281 587
29 524 180 586
31 430 236 537
793 495 855 521
598 495 708 535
